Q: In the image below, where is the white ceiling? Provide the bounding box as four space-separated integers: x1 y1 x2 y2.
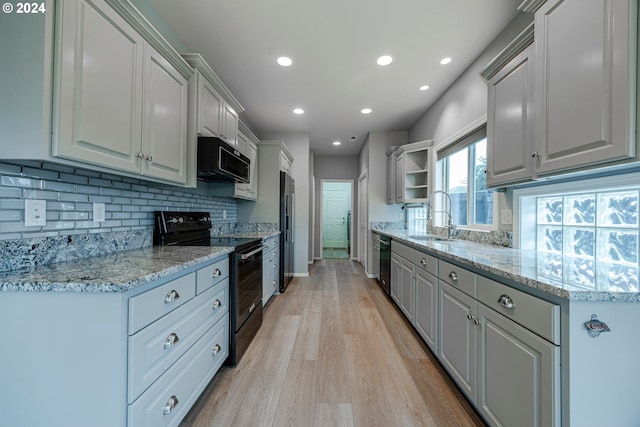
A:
146 0 519 156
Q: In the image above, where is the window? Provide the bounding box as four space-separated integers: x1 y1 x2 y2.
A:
515 173 640 292
437 127 493 228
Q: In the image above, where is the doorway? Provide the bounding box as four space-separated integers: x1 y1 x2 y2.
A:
321 180 353 259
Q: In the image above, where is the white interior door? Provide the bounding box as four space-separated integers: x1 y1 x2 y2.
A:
322 185 348 249
358 172 368 268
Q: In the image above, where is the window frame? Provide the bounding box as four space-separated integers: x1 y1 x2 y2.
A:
435 123 496 231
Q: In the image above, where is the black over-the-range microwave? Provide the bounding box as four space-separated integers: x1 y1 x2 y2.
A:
197 136 250 183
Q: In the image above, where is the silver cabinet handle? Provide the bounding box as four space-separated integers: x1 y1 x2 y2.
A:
474 318 481 326
448 271 458 282
164 333 179 349
164 289 180 304
212 268 222 277
498 294 515 309
212 344 222 356
531 151 539 158
136 152 144 159
145 155 153 161
213 299 221 309
466 313 473 320
163 395 179 415
420 258 427 266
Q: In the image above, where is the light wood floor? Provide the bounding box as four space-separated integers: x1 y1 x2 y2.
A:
180 259 486 427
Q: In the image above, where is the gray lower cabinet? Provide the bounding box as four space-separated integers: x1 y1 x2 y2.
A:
477 303 559 427
391 241 416 323
390 253 402 305
414 252 438 352
439 281 478 402
0 255 230 427
262 236 279 305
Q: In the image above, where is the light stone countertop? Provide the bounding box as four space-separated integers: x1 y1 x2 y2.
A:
0 246 233 293
375 229 640 303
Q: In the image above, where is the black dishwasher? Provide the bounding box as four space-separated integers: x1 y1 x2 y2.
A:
379 234 391 295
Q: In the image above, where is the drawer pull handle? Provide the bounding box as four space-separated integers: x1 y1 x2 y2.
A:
163 395 179 415
498 294 515 309
213 299 222 309
164 290 180 304
212 268 222 277
212 344 222 356
164 333 179 349
466 313 473 320
448 271 458 282
474 318 481 326
420 258 427 266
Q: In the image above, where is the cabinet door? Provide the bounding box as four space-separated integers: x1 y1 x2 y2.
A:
197 78 223 138
399 258 414 323
533 0 636 176
477 304 560 427
235 140 258 200
386 152 395 205
390 253 402 305
439 281 477 403
486 44 534 187
395 152 404 203
262 252 271 306
222 103 239 146
54 0 143 173
415 269 438 352
141 44 188 184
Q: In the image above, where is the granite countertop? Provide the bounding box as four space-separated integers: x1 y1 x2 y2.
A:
374 229 640 303
0 246 233 293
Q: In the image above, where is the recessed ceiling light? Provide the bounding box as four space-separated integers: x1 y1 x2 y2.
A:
419 85 430 91
333 141 341 146
440 57 452 65
277 56 293 66
293 108 304 115
377 55 393 66
361 108 372 114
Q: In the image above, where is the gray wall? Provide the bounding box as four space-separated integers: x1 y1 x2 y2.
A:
408 12 533 232
314 155 360 259
261 131 311 277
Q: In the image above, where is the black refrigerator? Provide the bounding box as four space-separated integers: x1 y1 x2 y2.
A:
279 171 295 292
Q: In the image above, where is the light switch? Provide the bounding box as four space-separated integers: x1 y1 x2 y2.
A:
25 199 46 227
500 209 513 225
93 203 106 223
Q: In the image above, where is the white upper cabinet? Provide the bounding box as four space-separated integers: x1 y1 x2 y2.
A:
54 0 145 175
184 54 243 148
482 25 535 188
6 0 193 185
141 45 188 183
529 0 637 176
394 140 433 203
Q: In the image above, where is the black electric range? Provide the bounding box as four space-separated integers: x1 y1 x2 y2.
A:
153 211 264 365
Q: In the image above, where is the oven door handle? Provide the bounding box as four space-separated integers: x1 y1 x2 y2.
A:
240 246 265 260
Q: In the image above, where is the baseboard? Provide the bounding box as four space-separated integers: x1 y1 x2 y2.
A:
366 273 376 279
293 273 309 278
350 257 357 261
314 257 322 260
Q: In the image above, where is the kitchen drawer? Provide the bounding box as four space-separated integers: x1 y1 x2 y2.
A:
477 276 560 344
391 240 414 262
268 248 279 263
129 273 196 334
414 250 437 276
438 260 476 297
128 313 229 427
263 236 278 251
128 279 229 402
196 256 229 294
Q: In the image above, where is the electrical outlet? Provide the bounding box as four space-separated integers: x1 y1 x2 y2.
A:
25 199 46 227
93 203 106 223
500 209 513 225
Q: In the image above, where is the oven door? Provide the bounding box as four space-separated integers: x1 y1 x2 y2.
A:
234 244 264 330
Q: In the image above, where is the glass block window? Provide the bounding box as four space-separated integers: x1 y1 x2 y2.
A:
535 189 639 291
